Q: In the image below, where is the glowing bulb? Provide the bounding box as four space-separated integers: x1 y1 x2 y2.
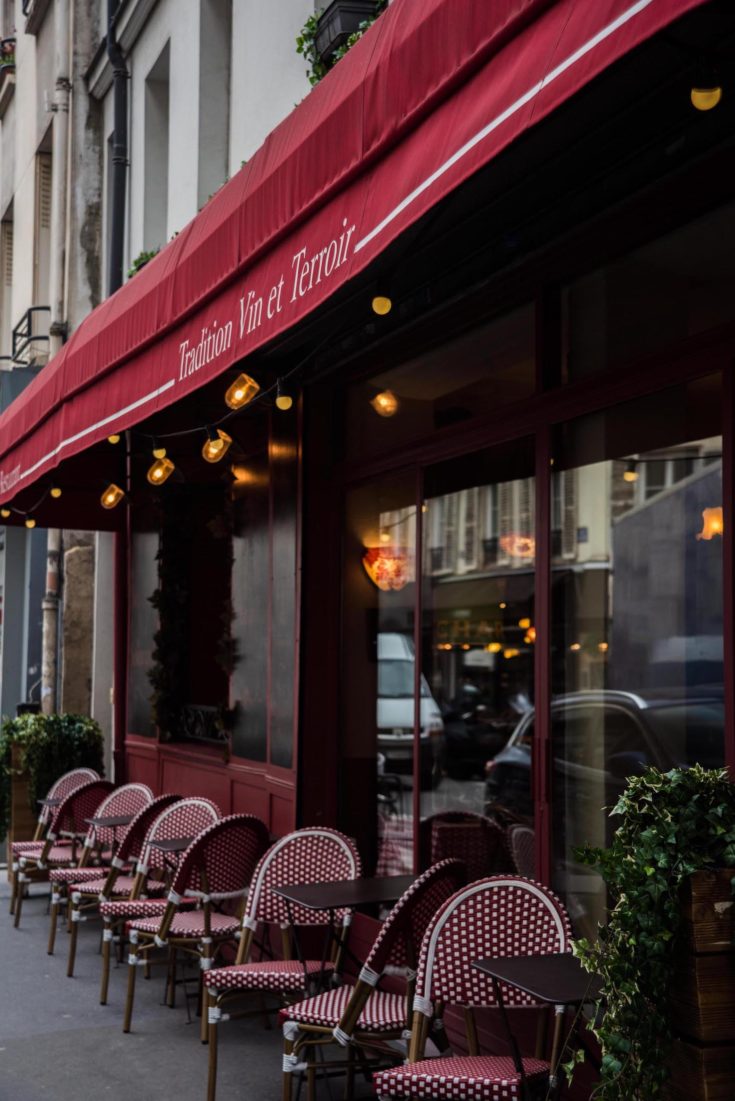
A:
202 428 233 464
101 483 125 509
598 642 609 653
0 508 10 518
225 373 260 410
50 487 62 499
691 85 722 111
372 295 392 316
107 434 121 445
25 517 36 529
487 642 503 654
570 642 581 652
518 617 531 630
147 457 175 485
499 602 507 610
623 461 639 483
371 390 399 418
152 444 167 460
275 378 293 411
503 648 519 659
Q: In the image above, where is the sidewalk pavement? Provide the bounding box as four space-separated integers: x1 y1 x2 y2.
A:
0 877 285 1101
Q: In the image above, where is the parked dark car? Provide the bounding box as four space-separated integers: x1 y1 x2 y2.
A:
441 688 527 780
484 689 725 821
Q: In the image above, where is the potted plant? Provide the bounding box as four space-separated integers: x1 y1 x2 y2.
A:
0 712 105 849
573 765 735 1100
297 1 386 86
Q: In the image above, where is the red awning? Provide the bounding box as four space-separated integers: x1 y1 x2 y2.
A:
0 0 706 508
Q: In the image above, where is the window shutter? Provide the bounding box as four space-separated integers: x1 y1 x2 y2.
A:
561 469 577 559
497 482 513 564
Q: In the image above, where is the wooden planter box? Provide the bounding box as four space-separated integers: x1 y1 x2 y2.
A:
664 869 735 1099
5 743 38 879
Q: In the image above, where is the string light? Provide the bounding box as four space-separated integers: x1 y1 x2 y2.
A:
50 487 62 499
225 373 260 410
0 508 10 518
147 456 175 485
275 378 293 411
108 434 121 445
25 517 36 529
152 440 167 460
623 460 639 483
202 427 233 464
101 483 125 509
372 295 392 316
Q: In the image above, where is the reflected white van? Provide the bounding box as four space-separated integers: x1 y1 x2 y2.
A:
377 632 444 788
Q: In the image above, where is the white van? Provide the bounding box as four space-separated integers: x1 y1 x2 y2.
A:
377 632 444 788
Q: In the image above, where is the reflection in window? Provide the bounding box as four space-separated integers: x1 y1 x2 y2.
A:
550 377 724 936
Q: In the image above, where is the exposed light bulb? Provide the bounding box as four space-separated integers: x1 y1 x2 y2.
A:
50 487 62 499
225 373 260 410
107 434 121 445
691 85 722 111
202 428 233 464
147 457 175 485
275 378 293 411
0 508 10 518
25 517 36 529
372 295 392 316
101 483 125 509
623 460 639 483
152 443 167 460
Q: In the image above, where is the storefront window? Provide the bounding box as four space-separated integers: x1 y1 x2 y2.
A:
423 441 536 870
341 472 417 874
550 375 724 935
344 303 535 463
127 530 158 737
562 200 735 382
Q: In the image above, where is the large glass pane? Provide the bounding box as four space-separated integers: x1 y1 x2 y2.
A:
551 376 724 935
423 439 536 875
342 473 417 874
345 303 535 463
127 530 158 737
562 200 735 382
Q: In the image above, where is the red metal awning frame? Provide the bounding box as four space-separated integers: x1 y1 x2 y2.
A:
0 0 707 514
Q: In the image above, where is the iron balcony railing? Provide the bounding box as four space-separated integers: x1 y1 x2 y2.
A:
0 36 15 69
12 306 50 363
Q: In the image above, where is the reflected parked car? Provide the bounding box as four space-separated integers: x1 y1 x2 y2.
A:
484 689 725 820
442 689 529 780
377 633 445 789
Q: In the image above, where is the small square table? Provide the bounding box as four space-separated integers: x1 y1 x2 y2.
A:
84 813 135 854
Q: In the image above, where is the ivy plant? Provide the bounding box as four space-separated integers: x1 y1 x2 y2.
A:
573 765 735 1100
0 713 104 841
296 1 387 87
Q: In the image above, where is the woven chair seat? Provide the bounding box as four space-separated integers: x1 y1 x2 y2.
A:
11 840 71 857
100 898 170 920
70 874 143 897
281 985 407 1032
373 1055 549 1100
50 865 114 885
128 910 240 939
205 958 334 993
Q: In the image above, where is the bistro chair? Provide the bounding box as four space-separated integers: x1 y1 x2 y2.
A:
98 796 221 1005
419 811 511 880
46 782 153 955
64 793 181 977
203 826 362 1101
280 859 465 1101
12 779 115 929
8 767 100 914
123 813 270 1038
507 824 536 879
372 875 572 1101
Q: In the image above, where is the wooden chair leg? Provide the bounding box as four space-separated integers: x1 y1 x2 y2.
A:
167 947 177 1008
9 866 17 914
48 892 61 955
13 874 25 928
344 1046 355 1100
67 908 80 977
207 1001 219 1101
100 925 112 1005
200 942 213 1043
123 943 139 1033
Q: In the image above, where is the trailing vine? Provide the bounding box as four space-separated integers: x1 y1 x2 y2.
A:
573 765 735 1100
127 248 159 279
296 1 387 86
0 713 104 841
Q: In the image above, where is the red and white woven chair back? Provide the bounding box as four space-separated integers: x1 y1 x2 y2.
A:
138 797 221 876
426 813 508 881
171 814 270 899
115 794 181 866
40 768 100 826
364 860 465 977
85 784 153 851
415 876 572 1011
245 827 361 926
507 825 535 879
49 780 115 840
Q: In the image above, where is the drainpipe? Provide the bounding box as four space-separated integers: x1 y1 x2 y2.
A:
41 0 71 714
107 0 128 294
